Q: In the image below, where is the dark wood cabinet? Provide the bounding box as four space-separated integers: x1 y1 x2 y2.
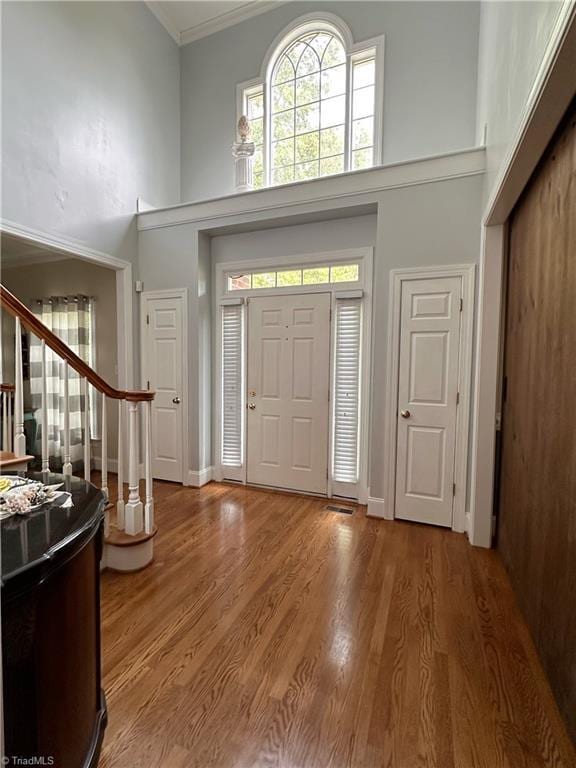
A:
2 474 107 767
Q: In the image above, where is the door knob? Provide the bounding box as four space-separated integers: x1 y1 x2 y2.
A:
172 396 181 404
400 409 410 418
248 402 256 410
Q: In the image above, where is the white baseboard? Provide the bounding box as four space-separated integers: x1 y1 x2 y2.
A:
186 466 214 488
367 496 392 520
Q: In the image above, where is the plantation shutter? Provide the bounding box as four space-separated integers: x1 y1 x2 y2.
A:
221 303 243 469
333 298 362 485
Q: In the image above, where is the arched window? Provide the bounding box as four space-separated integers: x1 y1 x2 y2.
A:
239 16 383 189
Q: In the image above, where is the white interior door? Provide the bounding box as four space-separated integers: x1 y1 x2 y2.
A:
247 293 331 494
144 295 183 483
395 276 462 526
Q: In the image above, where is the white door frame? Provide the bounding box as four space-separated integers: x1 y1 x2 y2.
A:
383 264 475 532
140 288 189 485
213 247 373 502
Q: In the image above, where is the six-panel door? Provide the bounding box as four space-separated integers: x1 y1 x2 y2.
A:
395 277 462 526
247 294 331 494
145 297 183 483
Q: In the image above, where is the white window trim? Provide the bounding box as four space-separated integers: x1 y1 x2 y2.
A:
213 247 373 503
236 13 384 188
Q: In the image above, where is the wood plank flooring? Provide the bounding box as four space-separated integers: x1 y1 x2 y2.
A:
98 479 576 768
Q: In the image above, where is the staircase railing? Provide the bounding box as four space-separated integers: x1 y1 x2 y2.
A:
0 284 155 538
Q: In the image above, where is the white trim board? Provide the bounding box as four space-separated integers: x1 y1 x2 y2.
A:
137 147 485 231
187 467 214 488
145 1 288 47
140 288 190 486
0 218 134 392
383 264 475 534
367 496 388 520
484 2 576 226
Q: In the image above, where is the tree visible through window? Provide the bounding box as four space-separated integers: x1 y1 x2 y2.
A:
241 19 380 189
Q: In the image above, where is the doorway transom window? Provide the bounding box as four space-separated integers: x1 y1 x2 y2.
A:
239 15 384 189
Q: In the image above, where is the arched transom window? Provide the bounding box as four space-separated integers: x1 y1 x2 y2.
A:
240 18 383 189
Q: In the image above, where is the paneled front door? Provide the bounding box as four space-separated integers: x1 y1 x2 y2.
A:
247 293 331 494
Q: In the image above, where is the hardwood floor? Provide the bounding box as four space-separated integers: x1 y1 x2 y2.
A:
98 479 576 768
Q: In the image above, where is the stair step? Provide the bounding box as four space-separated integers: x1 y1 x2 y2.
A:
0 452 35 469
105 523 158 547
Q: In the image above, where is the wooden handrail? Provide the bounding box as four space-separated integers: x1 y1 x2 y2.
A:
0 384 15 393
0 284 154 402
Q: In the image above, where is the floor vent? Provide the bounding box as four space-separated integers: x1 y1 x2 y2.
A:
326 504 354 515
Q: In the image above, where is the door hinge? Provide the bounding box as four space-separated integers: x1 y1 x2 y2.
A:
459 298 463 312
456 391 460 405
146 314 150 325
453 483 456 497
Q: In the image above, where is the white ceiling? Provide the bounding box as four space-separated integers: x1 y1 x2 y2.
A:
146 1 287 45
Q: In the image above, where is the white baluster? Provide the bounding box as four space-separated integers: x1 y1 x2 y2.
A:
83 377 90 482
116 399 125 530
101 393 109 500
41 340 49 473
124 400 143 535
144 400 154 534
62 362 72 476
13 318 25 457
2 392 7 451
7 391 12 452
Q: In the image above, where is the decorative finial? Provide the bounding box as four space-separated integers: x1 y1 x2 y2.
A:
238 115 251 143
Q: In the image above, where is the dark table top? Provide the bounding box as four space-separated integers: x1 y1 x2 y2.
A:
1 472 105 587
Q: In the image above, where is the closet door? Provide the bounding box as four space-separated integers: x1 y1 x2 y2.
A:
498 99 576 741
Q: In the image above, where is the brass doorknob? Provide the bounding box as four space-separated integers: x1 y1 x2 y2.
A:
248 403 256 410
400 409 410 418
172 397 181 404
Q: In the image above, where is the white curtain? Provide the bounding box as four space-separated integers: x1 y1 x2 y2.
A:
30 296 95 471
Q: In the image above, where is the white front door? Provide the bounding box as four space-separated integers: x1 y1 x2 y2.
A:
395 277 462 526
144 295 183 483
247 293 331 494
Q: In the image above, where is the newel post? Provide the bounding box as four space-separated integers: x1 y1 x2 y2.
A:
124 399 143 535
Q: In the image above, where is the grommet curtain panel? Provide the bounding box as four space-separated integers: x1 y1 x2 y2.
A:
29 296 96 471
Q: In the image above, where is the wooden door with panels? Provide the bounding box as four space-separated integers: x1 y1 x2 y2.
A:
395 276 462 527
142 294 184 483
247 293 331 494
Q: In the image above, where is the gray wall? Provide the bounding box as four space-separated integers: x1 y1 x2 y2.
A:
139 173 484 499
180 1 480 201
1 1 180 264
211 214 377 264
475 1 562 206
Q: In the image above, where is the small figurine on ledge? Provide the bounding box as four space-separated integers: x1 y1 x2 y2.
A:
232 115 255 192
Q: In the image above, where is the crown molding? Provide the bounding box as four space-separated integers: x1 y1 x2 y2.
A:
145 2 181 44
147 1 288 47
180 1 287 46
